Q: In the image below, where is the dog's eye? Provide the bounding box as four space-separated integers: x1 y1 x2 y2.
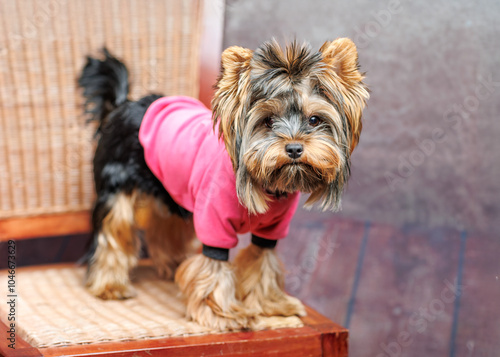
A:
264 117 274 129
309 116 321 127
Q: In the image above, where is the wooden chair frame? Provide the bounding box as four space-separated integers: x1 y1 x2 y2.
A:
0 273 348 357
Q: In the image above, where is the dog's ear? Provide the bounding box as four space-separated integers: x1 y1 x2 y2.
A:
212 46 253 169
318 38 369 153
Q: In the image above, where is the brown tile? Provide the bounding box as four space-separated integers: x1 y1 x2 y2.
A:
278 210 366 324
454 232 500 357
349 224 461 357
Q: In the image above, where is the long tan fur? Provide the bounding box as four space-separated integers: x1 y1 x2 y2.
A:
318 38 369 153
212 46 253 170
86 192 140 299
175 254 251 330
86 191 197 298
234 245 306 319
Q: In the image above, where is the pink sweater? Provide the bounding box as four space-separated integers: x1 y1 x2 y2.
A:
139 96 300 249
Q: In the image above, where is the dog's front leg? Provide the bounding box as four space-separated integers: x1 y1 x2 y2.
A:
234 236 306 318
175 249 250 330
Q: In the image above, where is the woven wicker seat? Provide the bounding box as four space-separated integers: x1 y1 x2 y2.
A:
0 263 348 357
0 262 303 348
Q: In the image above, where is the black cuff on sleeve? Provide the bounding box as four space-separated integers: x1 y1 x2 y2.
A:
251 235 277 249
202 244 229 261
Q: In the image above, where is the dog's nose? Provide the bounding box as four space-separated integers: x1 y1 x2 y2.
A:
285 143 303 159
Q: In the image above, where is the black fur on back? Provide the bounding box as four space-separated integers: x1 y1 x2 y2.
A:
92 95 189 211
78 50 190 263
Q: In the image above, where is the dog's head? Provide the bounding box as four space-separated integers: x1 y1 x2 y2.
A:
212 38 369 214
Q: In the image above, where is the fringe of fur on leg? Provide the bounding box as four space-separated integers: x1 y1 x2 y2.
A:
86 193 140 299
234 244 306 318
175 254 250 330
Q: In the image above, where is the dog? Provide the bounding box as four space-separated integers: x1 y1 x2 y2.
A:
78 38 369 330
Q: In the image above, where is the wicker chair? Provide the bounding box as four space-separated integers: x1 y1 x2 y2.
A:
0 1 347 355
0 0 218 239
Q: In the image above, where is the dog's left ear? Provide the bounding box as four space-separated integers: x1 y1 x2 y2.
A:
212 46 253 170
319 38 369 153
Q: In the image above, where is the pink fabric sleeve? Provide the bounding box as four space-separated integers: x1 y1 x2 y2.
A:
192 151 243 249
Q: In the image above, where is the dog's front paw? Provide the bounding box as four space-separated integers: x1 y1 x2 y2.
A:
251 291 306 317
175 254 253 331
249 315 304 330
190 296 250 330
235 244 306 318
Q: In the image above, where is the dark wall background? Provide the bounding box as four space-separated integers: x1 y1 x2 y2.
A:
223 0 500 235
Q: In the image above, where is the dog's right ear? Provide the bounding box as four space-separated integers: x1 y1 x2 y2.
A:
212 46 253 170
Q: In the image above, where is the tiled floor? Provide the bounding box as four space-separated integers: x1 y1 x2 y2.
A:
279 210 499 357
1 211 498 356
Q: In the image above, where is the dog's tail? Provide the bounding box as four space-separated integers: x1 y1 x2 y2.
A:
78 48 129 134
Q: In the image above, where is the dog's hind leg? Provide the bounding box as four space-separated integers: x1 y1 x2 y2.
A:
86 192 140 300
136 195 198 280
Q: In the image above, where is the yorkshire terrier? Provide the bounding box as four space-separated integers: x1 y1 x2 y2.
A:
78 38 369 330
